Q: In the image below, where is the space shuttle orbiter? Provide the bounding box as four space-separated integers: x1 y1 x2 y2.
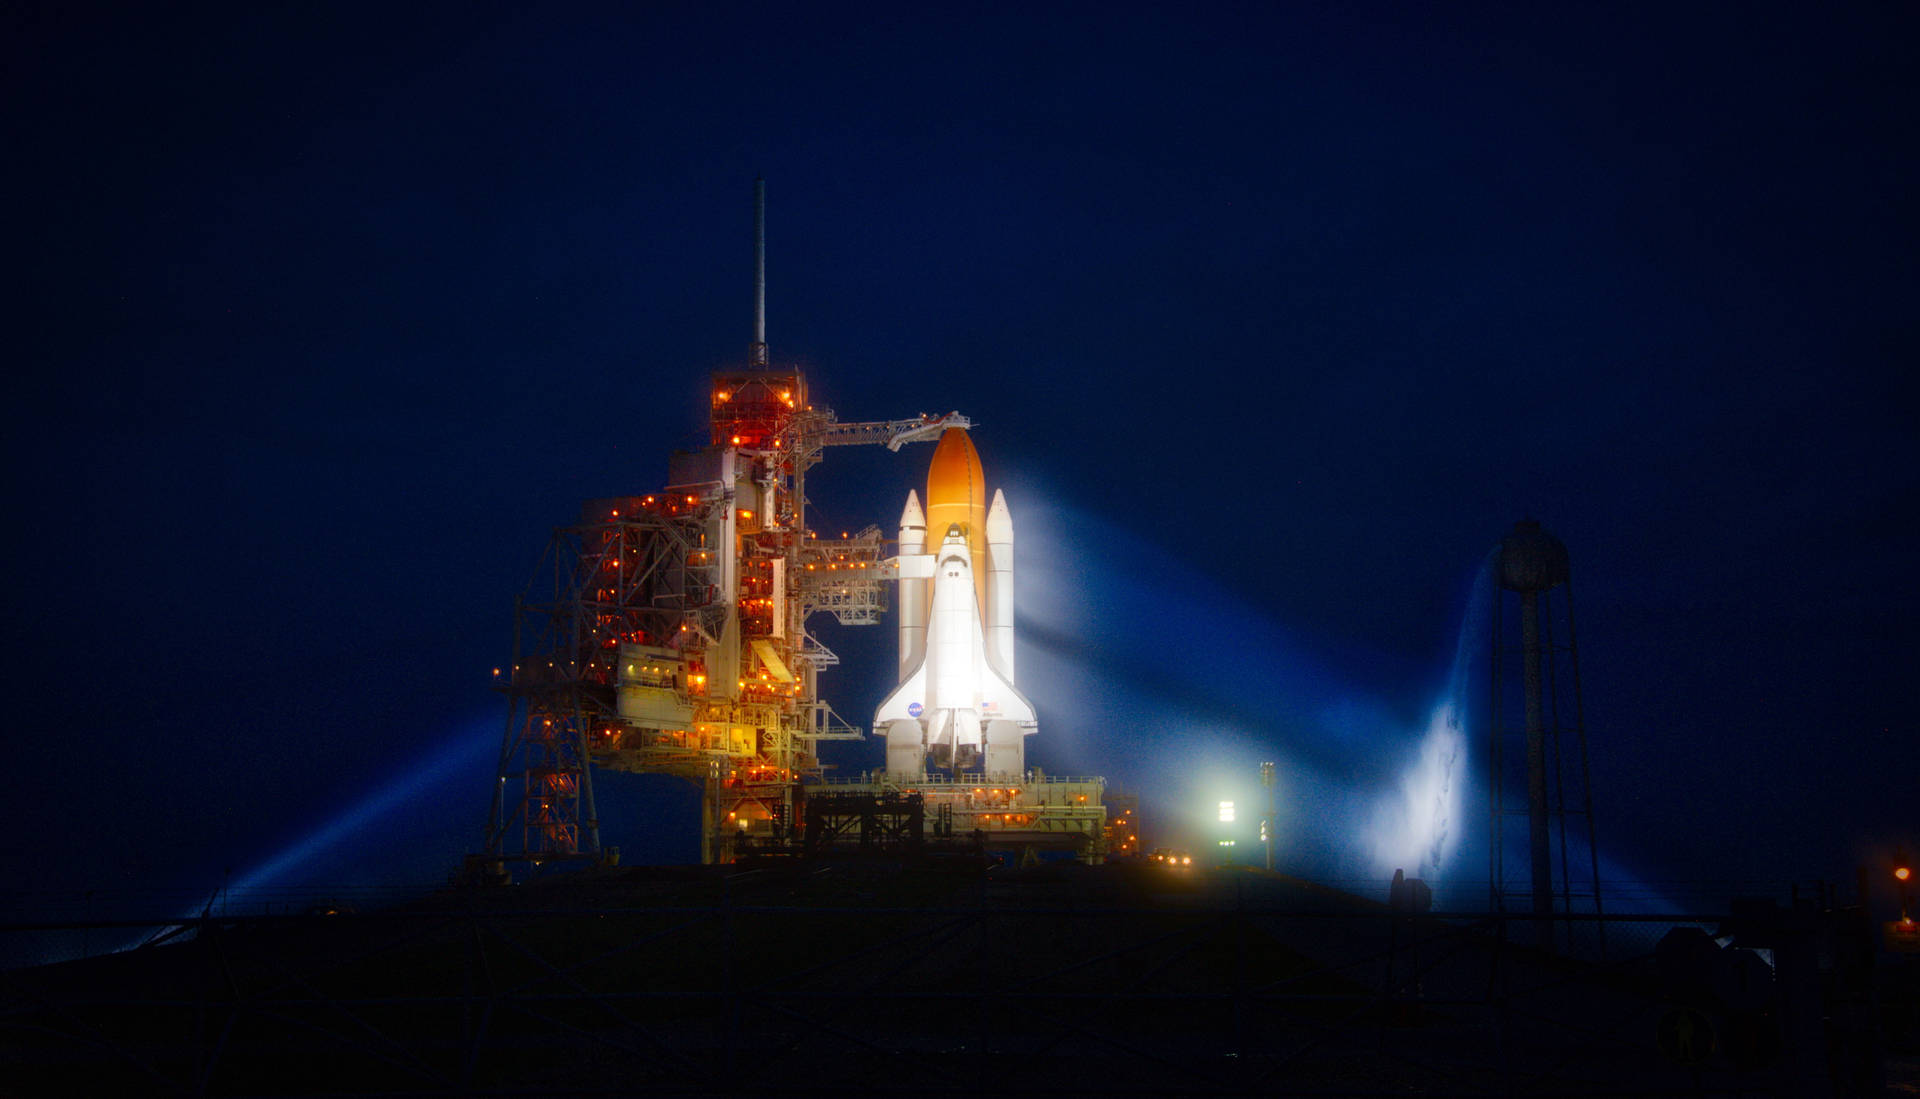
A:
875 428 1035 778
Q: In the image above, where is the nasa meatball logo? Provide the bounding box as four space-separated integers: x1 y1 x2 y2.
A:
907 702 923 717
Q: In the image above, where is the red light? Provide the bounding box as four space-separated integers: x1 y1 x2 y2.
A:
1898 867 1913 882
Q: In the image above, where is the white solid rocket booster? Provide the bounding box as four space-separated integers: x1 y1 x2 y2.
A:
896 489 927 683
985 488 1014 683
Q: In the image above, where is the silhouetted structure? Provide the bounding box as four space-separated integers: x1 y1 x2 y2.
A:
803 792 926 854
1489 518 1604 948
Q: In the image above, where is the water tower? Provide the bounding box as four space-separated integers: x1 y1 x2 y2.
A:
1488 519 1604 947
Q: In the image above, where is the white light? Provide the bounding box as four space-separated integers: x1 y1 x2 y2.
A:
1218 800 1235 823
1368 700 1464 877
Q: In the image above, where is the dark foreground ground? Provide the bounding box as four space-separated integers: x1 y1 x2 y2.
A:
2 859 1912 1097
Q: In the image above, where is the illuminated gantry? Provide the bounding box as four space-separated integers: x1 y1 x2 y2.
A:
479 359 970 871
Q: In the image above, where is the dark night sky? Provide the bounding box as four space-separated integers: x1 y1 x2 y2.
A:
7 3 1914 912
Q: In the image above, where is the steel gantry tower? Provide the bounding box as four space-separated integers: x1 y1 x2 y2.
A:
478 181 968 874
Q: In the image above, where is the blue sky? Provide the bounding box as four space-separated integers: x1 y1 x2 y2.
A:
8 2 1913 912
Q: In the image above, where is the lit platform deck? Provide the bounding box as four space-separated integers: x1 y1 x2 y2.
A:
808 772 1108 861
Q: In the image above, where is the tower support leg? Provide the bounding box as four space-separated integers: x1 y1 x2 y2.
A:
1522 591 1554 947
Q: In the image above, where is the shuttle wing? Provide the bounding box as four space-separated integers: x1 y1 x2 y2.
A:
875 663 928 725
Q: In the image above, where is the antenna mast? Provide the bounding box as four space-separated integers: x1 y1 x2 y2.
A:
751 177 768 368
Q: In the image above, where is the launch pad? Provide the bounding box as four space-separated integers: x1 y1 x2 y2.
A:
810 773 1109 862
475 182 1107 874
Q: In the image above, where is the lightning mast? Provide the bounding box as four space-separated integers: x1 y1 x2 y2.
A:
750 176 767 369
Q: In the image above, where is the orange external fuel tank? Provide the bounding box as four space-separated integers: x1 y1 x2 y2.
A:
923 428 989 610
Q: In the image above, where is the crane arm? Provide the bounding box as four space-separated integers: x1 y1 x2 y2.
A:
812 411 972 451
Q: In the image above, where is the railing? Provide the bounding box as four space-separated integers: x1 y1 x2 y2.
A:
812 772 1106 786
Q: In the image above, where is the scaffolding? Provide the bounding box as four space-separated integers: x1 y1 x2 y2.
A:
474 181 978 874
477 365 966 873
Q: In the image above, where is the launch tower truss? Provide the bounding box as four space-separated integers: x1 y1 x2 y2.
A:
476 180 1033 876
478 369 969 872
